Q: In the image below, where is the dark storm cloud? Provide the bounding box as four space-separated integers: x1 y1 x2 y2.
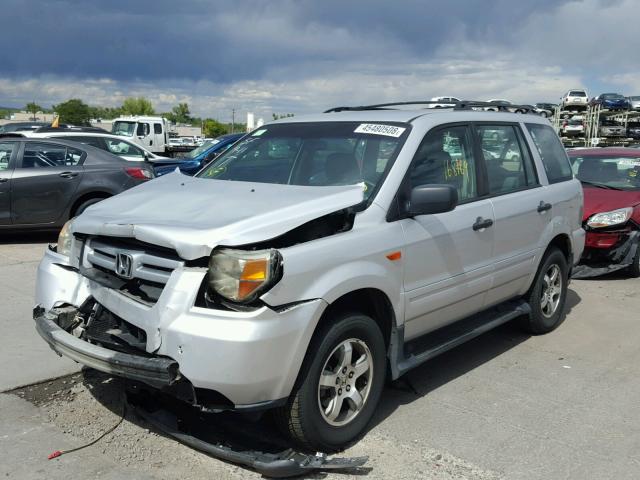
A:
2 0 571 84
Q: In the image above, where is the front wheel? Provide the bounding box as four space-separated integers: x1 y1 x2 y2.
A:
523 247 569 334
276 313 386 451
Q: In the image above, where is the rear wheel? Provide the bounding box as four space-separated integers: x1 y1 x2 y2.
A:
523 248 568 334
276 313 386 452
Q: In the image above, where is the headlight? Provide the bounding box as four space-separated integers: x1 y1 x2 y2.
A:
57 219 74 257
587 207 633 228
208 248 282 303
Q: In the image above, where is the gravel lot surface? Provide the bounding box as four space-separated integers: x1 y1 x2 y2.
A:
2 237 640 479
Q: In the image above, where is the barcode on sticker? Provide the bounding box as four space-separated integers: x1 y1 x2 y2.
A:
354 124 406 138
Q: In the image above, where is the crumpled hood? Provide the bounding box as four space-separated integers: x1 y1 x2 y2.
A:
71 171 364 259
583 186 640 220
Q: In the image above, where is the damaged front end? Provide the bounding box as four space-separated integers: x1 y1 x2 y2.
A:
573 227 639 278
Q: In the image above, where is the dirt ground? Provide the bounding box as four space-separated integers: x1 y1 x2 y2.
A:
11 370 502 480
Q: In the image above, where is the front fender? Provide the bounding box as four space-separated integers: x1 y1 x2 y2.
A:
260 220 406 326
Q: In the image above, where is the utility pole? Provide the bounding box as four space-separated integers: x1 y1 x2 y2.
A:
231 108 235 134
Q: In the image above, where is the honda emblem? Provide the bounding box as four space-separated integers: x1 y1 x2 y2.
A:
115 253 134 279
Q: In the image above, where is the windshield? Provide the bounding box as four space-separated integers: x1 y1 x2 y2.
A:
630 96 640 101
185 139 217 159
112 121 136 136
197 122 410 200
570 155 640 190
602 93 624 100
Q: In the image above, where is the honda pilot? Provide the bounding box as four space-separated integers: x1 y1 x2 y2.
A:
34 102 585 451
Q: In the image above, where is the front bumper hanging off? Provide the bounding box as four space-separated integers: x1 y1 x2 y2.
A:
34 305 179 388
134 405 368 478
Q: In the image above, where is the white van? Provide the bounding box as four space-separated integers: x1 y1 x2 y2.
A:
111 116 170 154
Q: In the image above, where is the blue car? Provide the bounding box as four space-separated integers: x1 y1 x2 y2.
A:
153 133 244 176
589 93 630 111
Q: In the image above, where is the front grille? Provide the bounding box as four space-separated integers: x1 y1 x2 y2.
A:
86 237 184 285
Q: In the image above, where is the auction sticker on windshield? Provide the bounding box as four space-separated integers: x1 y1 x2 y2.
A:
354 124 406 138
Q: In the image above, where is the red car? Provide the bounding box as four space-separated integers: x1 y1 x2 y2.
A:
567 147 640 277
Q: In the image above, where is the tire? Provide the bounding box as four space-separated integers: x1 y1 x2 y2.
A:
522 247 569 334
276 312 386 452
73 197 106 217
628 242 640 278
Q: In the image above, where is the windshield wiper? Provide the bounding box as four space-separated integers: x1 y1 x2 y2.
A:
579 180 623 190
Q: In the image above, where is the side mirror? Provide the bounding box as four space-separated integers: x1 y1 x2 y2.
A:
408 184 458 216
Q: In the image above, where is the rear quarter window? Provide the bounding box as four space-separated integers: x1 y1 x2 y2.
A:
525 123 573 183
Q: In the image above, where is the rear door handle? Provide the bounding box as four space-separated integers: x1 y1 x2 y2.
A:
59 172 78 179
473 217 494 231
537 201 552 213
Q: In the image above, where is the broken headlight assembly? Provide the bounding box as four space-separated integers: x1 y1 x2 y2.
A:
587 207 633 228
56 219 75 257
208 248 282 303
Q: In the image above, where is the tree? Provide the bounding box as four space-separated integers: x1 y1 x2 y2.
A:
171 103 192 124
25 102 42 121
120 97 155 116
53 99 91 125
89 106 122 120
202 119 228 138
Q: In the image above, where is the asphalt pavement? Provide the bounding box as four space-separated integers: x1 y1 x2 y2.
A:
1 237 639 479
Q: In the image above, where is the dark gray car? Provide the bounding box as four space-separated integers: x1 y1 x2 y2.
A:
0 137 154 230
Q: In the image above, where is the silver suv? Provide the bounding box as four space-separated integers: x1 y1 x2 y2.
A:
34 103 585 451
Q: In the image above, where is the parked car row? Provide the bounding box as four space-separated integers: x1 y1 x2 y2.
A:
0 137 154 229
558 116 639 139
561 89 640 112
0 128 244 229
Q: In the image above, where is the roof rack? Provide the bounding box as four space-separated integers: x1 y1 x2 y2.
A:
324 100 539 114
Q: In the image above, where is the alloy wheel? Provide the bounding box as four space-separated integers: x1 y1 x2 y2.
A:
540 264 562 318
317 338 373 427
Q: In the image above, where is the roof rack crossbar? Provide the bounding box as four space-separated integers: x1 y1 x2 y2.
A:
324 100 539 114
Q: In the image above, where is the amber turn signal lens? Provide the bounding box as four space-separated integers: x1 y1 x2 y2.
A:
386 251 402 261
238 258 269 298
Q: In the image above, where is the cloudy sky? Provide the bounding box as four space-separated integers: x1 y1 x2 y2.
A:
2 0 639 121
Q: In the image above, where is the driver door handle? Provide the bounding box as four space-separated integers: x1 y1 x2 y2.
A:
59 171 78 179
537 201 552 213
473 217 494 231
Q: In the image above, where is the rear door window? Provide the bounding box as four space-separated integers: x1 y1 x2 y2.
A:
477 124 537 195
21 142 83 168
154 123 163 134
525 124 573 183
